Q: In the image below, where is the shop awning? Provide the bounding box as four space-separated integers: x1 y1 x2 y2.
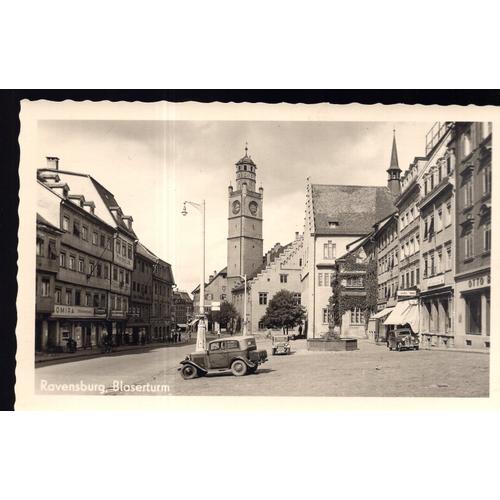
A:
404 303 420 333
371 307 394 320
176 323 188 329
384 300 419 333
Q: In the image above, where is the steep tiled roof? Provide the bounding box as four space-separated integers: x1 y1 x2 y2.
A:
311 184 396 236
136 241 158 262
90 177 137 238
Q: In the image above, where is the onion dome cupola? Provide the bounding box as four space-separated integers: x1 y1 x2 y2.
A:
235 142 257 191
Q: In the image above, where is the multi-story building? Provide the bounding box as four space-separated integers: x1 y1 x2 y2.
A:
173 290 194 327
38 161 137 346
152 258 175 341
331 243 371 338
192 267 228 317
418 122 456 348
35 213 63 351
453 121 492 349
231 233 304 334
129 242 155 343
363 213 399 341
301 135 398 339
37 164 116 350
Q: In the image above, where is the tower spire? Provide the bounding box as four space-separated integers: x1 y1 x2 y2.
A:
390 129 400 169
245 141 248 157
387 129 401 197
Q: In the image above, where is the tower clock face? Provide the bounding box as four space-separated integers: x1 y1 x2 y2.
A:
249 201 258 215
232 200 241 214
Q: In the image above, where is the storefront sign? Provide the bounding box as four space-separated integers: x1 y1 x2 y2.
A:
52 305 95 318
467 273 490 290
427 275 445 287
397 290 417 297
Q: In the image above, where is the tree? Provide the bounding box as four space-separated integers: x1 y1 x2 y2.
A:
260 290 306 334
208 301 239 332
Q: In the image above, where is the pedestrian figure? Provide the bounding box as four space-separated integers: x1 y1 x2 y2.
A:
298 324 303 338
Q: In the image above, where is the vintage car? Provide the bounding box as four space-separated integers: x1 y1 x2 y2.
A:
387 327 419 351
271 334 291 355
179 336 268 379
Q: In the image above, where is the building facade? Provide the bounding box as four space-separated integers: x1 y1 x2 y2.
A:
173 290 194 326
453 121 492 349
36 170 116 350
35 213 63 351
301 147 398 339
151 258 175 340
128 242 155 343
36 157 174 352
232 233 304 334
418 123 456 348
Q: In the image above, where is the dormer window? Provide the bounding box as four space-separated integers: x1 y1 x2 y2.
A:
328 221 339 228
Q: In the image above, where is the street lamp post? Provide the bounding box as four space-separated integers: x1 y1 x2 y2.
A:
239 274 247 335
182 199 206 352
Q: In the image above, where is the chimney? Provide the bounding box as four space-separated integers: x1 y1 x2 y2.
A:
46 156 60 170
295 231 299 240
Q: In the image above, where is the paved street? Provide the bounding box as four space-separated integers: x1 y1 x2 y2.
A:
35 338 489 397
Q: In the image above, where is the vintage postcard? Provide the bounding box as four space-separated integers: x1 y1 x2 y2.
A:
15 100 498 410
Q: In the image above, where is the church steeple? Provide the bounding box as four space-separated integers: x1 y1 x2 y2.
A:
387 129 401 197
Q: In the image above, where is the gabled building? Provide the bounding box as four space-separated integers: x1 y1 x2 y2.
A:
38 159 136 344
173 290 194 327
300 136 399 338
231 233 304 334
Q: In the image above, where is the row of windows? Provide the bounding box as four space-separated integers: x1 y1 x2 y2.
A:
399 203 419 231
378 281 398 300
423 201 452 239
400 267 420 289
423 243 452 277
400 234 420 260
321 307 364 325
379 250 398 273
54 286 108 309
422 154 454 196
377 227 398 251
62 213 112 251
59 249 131 285
318 272 333 287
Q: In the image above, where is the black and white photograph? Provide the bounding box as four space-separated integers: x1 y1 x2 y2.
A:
15 100 494 405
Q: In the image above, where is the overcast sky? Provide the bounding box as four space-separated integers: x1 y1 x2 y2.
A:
37 120 433 294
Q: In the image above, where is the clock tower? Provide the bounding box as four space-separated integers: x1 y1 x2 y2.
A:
227 145 264 294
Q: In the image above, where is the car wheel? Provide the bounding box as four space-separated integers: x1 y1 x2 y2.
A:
249 365 258 374
231 360 248 376
415 346 419 351
180 364 198 380
272 348 276 356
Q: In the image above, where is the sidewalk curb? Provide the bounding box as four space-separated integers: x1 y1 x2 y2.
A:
35 341 196 365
